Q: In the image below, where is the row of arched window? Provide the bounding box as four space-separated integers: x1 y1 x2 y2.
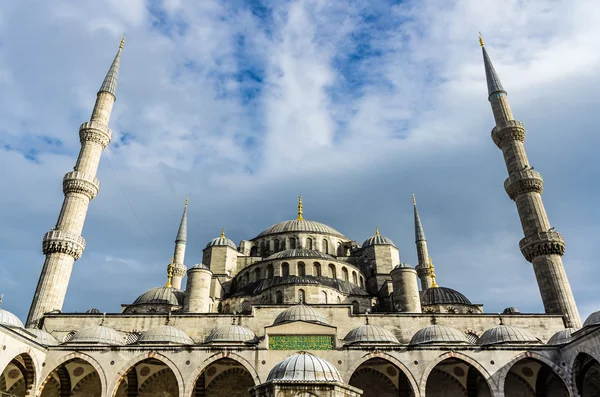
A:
250 237 342 256
223 292 361 312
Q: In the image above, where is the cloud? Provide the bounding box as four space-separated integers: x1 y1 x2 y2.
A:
0 0 599 324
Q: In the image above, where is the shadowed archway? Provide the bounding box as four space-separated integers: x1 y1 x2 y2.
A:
349 358 414 397
573 353 600 397
114 358 179 397
1 353 36 397
192 358 255 397
40 358 101 397
504 357 568 397
425 357 492 397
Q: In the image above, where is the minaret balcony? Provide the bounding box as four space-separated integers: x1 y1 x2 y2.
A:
491 120 525 148
503 169 544 200
63 171 100 200
42 230 86 260
519 230 565 262
79 121 112 148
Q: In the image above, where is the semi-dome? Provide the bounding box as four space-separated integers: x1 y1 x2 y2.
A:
66 325 123 345
138 325 194 345
344 324 399 345
273 304 328 326
0 308 23 328
477 325 540 345
547 328 578 345
267 352 342 382
266 249 335 261
132 286 184 306
257 219 346 238
421 287 472 306
27 329 60 346
583 309 600 327
205 324 257 344
206 236 237 250
410 324 471 345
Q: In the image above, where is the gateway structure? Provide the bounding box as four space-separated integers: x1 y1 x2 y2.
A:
1 37 599 397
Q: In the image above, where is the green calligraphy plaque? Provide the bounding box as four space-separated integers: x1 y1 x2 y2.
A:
269 335 333 350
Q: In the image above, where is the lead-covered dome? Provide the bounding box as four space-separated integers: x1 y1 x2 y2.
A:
205 236 237 250
547 328 578 345
266 249 335 261
410 324 471 345
205 324 257 343
0 308 23 328
477 325 540 345
257 219 346 238
138 325 194 345
583 309 600 327
267 352 342 382
189 263 210 270
344 324 399 345
65 325 123 345
273 304 328 326
27 329 59 346
133 286 184 306
362 228 396 248
421 287 472 306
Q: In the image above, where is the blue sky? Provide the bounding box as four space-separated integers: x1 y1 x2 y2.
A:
1 0 599 323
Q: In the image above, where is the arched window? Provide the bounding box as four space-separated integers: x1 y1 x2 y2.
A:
274 239 280 252
313 262 321 277
281 262 290 277
254 268 261 282
298 289 306 303
250 246 258 256
260 242 266 255
264 240 270 254
241 300 252 314
289 237 296 249
359 276 364 289
266 264 274 278
276 291 283 304
241 274 248 286
342 267 349 282
306 237 313 250
328 264 336 278
351 301 359 313
322 239 329 254
322 291 328 304
337 242 343 256
298 262 306 276
352 271 358 285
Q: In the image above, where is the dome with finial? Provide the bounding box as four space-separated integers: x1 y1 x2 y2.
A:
132 286 184 306
344 322 399 345
65 325 123 345
273 304 328 326
206 229 237 250
267 352 342 382
362 227 396 248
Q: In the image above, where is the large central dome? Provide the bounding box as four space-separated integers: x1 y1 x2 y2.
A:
256 219 346 238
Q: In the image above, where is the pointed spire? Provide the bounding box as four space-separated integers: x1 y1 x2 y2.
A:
479 34 505 100
297 195 304 220
412 193 426 242
98 35 125 98
175 197 188 243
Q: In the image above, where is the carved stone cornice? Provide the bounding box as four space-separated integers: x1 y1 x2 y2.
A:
491 120 525 149
63 171 100 200
172 264 187 277
519 231 565 262
504 169 544 200
79 121 112 149
42 230 86 260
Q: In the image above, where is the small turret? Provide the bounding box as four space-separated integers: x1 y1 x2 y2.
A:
184 264 213 313
390 264 422 313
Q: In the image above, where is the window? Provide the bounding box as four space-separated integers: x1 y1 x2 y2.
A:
322 291 328 304
298 262 306 276
276 291 283 304
250 246 258 256
328 264 336 279
342 267 349 282
306 237 313 250
260 242 266 255
264 240 270 253
313 262 321 277
351 301 360 314
274 239 280 252
298 289 306 303
337 242 342 256
281 262 290 277
359 276 364 289
466 332 479 344
289 237 296 249
266 264 274 278
254 268 261 282
322 239 329 254
352 271 358 285
242 300 252 314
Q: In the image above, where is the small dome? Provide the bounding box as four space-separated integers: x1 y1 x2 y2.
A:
205 324 257 343
257 219 346 238
547 328 578 345
267 352 342 382
344 324 399 345
0 308 23 328
393 263 413 270
502 307 520 314
273 304 328 326
410 324 471 345
189 263 210 271
583 309 600 327
422 287 472 306
477 325 540 345
132 286 184 306
66 325 123 345
266 249 334 261
362 234 395 248
27 329 59 346
86 308 101 314
138 325 194 345
205 237 237 250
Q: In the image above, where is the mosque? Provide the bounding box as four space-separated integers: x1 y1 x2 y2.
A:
0 36 599 397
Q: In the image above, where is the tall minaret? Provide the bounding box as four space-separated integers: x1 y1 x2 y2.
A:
26 38 125 327
171 197 188 289
413 194 433 290
481 35 581 327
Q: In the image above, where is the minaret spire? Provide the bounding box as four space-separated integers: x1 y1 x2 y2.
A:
412 194 432 290
171 197 189 289
483 38 581 327
27 38 124 327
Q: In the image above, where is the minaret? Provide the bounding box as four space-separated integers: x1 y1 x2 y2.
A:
413 194 433 290
481 35 581 327
26 37 125 327
171 197 188 289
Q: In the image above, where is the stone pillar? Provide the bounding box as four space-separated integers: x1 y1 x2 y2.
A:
184 266 213 313
391 265 422 313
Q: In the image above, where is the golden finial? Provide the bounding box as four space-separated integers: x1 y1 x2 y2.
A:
375 226 380 237
428 257 439 288
297 195 304 220
478 33 484 47
119 35 125 51
165 257 174 287
185 196 189 207
221 228 225 238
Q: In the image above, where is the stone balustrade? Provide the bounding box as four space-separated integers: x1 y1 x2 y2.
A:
519 230 565 262
62 171 100 200
491 120 525 148
504 169 544 200
42 230 86 260
79 121 112 148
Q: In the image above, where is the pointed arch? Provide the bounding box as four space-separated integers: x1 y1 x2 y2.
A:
185 353 260 396
497 351 569 397
344 352 418 394
39 352 107 397
1 352 37 397
573 352 600 397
